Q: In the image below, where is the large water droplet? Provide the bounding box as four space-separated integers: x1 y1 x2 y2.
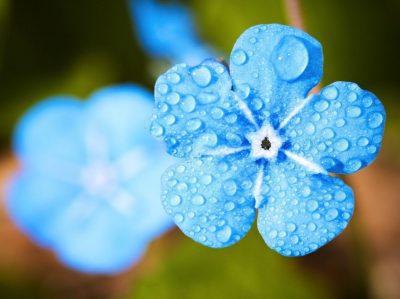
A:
150 123 164 137
314 99 329 112
167 72 181 84
346 105 362 118
367 112 384 129
191 65 212 87
166 92 180 105
335 138 350 152
325 208 339 221
192 195 205 206
322 86 339 100
180 96 196 112
307 200 319 212
223 180 237 196
272 36 309 81
169 194 182 206
186 119 202 131
216 226 232 243
157 83 169 95
231 49 248 65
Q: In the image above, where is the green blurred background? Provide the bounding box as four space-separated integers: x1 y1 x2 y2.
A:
1 0 400 298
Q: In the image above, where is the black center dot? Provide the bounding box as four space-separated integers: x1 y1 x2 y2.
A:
261 137 271 150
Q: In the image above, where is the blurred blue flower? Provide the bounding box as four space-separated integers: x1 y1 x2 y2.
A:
7 85 175 273
150 24 386 256
130 0 214 65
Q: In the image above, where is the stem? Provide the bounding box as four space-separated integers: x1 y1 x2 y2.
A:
283 0 305 30
283 0 321 92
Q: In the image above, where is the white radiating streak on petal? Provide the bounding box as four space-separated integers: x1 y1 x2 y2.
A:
284 150 327 174
253 164 264 209
279 94 314 129
231 92 259 128
204 146 249 157
115 147 148 181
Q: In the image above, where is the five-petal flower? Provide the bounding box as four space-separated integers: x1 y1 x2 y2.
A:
150 24 386 256
7 85 175 273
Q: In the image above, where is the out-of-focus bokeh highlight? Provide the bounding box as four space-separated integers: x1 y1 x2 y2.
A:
0 0 400 298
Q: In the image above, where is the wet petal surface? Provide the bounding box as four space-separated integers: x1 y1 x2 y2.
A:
151 60 255 158
162 154 257 247
230 24 323 125
258 159 354 256
284 82 386 174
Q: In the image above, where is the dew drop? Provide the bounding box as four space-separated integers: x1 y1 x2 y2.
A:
325 208 339 221
314 100 329 112
186 119 202 131
150 123 164 137
211 107 224 119
166 92 180 105
322 86 339 100
335 138 350 152
307 200 319 212
217 226 232 243
346 105 362 118
180 96 196 112
157 83 169 95
287 222 297 232
223 180 237 196
167 72 181 84
335 190 347 201
191 65 212 87
201 174 213 185
174 213 184 223
272 36 309 81
169 195 182 206
367 112 384 129
231 49 248 65
192 195 205 206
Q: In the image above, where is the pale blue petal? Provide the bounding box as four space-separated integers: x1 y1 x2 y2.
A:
258 159 354 256
51 202 148 274
161 154 257 248
130 0 213 65
151 60 254 158
230 24 323 125
6 171 80 247
14 98 87 171
284 82 386 174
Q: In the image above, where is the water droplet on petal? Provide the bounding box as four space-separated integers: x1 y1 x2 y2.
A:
314 99 329 112
367 112 384 129
325 208 339 221
231 49 248 65
191 65 212 87
166 92 180 105
192 195 205 206
169 195 182 206
157 83 169 95
180 95 196 112
346 105 362 118
217 226 232 243
322 86 339 100
307 200 319 212
174 213 184 223
186 119 202 131
335 138 350 152
272 36 309 81
150 123 164 137
335 190 347 201
223 180 237 196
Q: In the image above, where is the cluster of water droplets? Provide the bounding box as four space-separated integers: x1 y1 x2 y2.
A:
151 61 254 158
257 160 354 256
161 155 257 248
283 81 385 174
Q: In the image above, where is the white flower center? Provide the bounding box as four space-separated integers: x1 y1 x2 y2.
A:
246 124 283 160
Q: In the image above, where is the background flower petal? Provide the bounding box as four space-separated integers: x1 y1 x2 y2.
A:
161 154 257 248
230 24 323 125
14 98 87 173
152 60 254 158
258 159 354 256
6 171 81 247
284 82 386 174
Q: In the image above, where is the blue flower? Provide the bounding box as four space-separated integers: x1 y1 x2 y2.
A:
130 0 214 65
7 85 175 273
150 24 386 256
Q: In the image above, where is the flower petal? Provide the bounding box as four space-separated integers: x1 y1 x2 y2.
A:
152 60 255 158
257 159 354 256
86 84 160 160
14 98 87 172
161 154 257 248
284 82 386 174
50 201 148 274
6 171 80 247
230 24 323 125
